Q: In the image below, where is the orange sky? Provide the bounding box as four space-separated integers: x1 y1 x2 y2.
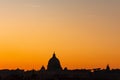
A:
0 0 120 70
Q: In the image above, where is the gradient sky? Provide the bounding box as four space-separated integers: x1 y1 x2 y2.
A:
0 0 120 70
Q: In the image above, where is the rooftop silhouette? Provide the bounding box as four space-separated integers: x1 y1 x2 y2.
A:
0 52 120 80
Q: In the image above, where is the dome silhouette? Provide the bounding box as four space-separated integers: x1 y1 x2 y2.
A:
47 53 62 71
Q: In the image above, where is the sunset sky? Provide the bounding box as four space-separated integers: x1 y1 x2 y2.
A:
0 0 120 70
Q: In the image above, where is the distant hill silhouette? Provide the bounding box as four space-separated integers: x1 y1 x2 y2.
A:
0 53 120 80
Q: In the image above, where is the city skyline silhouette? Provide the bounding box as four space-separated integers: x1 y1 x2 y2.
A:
0 53 119 80
0 52 119 71
0 0 120 79
0 51 119 71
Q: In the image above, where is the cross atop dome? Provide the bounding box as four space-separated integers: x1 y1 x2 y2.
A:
53 52 56 58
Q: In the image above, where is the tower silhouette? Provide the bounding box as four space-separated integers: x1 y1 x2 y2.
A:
106 64 110 71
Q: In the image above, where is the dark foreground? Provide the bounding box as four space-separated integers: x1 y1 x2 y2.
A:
0 69 120 80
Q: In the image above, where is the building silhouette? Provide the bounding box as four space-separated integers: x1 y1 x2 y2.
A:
106 64 110 71
0 52 120 80
47 53 62 71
